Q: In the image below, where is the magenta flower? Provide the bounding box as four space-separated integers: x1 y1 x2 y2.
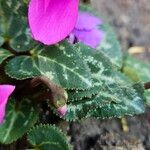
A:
0 85 15 124
28 0 79 45
69 11 104 48
57 104 67 117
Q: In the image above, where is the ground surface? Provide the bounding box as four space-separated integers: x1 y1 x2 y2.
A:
70 0 150 150
92 0 150 60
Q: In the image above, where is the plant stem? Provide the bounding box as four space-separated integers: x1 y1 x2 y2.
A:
144 82 150 90
30 76 67 108
82 0 91 4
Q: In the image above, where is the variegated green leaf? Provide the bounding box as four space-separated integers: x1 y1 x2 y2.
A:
0 0 35 52
98 23 123 68
124 55 150 83
0 99 38 144
0 37 4 46
79 4 123 68
64 44 145 121
88 73 145 118
0 48 13 64
27 124 70 150
145 90 150 105
124 55 150 106
5 41 92 89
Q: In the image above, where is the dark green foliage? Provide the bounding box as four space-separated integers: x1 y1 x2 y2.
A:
0 0 36 52
123 55 150 106
0 99 38 144
80 4 123 68
63 44 145 121
0 2 147 148
5 41 92 89
0 48 13 64
98 23 123 68
124 55 150 83
0 1 146 122
145 91 150 105
27 124 70 150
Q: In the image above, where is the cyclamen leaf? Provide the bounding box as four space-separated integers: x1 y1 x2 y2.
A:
9 26 36 52
90 98 144 119
64 44 113 121
124 55 150 83
145 90 150 106
68 85 100 102
0 0 26 16
67 45 109 101
64 44 145 121
79 4 123 68
0 99 38 144
5 41 92 89
123 66 140 83
98 23 123 68
0 0 36 52
0 48 13 64
124 55 150 106
0 37 4 46
65 72 145 121
0 4 5 46
89 73 145 119
27 124 70 150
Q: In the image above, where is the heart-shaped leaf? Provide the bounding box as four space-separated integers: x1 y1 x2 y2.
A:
5 41 92 89
27 124 70 150
0 98 38 144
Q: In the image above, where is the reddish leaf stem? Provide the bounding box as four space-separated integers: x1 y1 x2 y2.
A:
144 82 150 90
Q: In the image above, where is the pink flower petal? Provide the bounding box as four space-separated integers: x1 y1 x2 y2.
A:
28 0 79 45
75 12 102 30
0 85 15 124
73 28 104 48
57 104 67 117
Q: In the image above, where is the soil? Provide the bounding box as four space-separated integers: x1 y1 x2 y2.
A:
69 0 150 150
91 0 150 61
